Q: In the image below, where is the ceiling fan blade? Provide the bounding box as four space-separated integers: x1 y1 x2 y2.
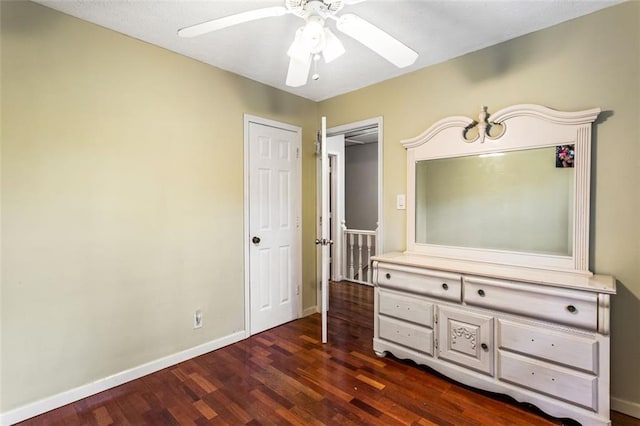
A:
178 6 288 38
336 13 418 68
286 55 312 87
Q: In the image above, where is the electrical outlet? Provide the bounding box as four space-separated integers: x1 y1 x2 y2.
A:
193 309 203 329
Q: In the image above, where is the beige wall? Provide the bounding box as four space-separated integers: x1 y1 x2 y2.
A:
345 143 378 230
319 1 640 411
1 1 318 411
2 0 639 418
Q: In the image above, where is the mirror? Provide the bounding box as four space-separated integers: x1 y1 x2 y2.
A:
402 104 600 273
415 147 574 256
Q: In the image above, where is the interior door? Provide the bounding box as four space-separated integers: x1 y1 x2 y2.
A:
319 117 330 343
248 120 300 335
317 130 345 342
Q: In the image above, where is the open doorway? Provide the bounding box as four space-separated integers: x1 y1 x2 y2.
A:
341 124 379 285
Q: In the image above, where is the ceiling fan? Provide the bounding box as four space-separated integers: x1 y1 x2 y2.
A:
177 0 418 87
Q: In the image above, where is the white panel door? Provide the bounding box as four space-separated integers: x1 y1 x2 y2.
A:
320 117 330 343
249 121 300 335
318 128 344 343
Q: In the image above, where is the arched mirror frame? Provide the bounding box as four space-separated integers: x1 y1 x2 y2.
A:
403 104 600 275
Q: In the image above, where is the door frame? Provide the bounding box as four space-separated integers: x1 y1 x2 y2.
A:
243 114 302 338
316 117 384 307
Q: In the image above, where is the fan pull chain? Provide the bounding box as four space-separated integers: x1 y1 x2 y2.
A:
312 54 321 81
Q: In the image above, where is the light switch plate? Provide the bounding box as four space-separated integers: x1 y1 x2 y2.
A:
397 194 406 210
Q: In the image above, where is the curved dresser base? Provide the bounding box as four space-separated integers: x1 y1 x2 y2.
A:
373 338 611 426
371 254 615 426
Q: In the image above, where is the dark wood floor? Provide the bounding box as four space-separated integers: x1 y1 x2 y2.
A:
19 281 639 425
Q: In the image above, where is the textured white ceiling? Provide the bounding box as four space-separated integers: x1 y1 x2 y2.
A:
33 0 622 101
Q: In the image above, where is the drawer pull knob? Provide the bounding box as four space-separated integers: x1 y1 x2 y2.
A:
442 283 448 290
385 273 391 279
481 343 488 351
477 289 485 297
567 305 577 313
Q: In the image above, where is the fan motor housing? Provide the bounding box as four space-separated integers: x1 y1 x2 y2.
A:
286 0 345 18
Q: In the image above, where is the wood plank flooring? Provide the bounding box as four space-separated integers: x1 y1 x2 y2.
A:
18 281 639 425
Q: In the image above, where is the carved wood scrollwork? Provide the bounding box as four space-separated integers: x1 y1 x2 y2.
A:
451 326 477 350
462 105 506 143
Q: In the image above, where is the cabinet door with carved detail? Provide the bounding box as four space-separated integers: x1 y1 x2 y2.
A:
437 306 494 375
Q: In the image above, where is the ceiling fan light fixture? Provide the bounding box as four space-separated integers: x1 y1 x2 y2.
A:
301 16 326 51
322 27 345 63
288 16 327 63
287 28 311 63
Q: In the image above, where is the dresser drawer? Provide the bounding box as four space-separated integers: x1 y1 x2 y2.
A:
379 316 434 355
498 320 598 373
464 276 598 331
377 265 461 302
498 351 597 410
379 289 434 327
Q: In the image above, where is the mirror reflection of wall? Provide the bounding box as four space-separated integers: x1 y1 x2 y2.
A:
415 146 574 256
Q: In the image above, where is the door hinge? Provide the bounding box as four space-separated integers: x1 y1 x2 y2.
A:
434 338 438 350
296 285 300 295
296 147 299 159
296 216 300 229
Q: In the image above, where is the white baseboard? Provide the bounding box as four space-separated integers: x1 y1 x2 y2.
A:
612 396 640 420
0 331 246 426
302 305 319 317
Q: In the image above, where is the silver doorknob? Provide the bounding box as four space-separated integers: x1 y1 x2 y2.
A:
252 236 261 244
315 239 334 246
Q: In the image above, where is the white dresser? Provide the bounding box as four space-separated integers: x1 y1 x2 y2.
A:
372 253 616 425
381 104 617 424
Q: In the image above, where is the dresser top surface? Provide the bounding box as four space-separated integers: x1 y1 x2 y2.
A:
372 252 616 294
